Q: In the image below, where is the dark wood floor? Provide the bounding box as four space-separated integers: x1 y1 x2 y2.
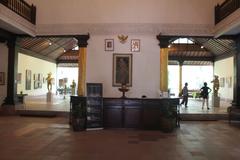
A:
0 116 239 160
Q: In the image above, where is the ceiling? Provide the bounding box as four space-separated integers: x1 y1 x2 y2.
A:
17 37 78 63
15 36 237 66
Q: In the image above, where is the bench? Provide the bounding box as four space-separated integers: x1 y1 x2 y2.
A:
227 106 240 123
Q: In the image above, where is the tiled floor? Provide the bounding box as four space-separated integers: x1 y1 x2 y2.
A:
179 98 230 114
0 116 239 160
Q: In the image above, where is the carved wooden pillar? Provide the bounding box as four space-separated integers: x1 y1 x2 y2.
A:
232 36 240 107
178 60 184 94
156 35 171 92
159 48 169 92
76 35 90 96
4 37 18 105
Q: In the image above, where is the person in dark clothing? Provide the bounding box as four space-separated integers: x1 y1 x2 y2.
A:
200 82 212 110
180 83 188 108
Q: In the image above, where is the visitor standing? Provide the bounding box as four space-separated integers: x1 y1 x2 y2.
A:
180 83 189 108
200 82 212 110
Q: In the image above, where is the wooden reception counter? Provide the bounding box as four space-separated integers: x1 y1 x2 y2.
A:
70 96 180 131
103 97 179 129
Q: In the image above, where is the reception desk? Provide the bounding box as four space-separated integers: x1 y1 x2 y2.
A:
70 96 180 131
103 97 179 130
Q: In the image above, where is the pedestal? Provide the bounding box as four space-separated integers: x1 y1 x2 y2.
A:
212 95 220 107
47 92 53 102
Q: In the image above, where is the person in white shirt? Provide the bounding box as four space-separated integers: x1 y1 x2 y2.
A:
180 83 189 108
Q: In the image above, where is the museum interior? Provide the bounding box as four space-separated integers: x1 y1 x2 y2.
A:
0 0 240 159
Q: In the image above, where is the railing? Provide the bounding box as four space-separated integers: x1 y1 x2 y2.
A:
215 0 240 24
0 0 36 24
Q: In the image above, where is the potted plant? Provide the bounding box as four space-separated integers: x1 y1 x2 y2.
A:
160 102 177 133
72 102 86 131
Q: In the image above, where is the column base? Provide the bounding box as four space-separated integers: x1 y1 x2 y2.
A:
47 92 53 102
212 95 220 107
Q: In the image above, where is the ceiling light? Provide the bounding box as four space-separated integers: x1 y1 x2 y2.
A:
168 45 171 48
201 46 204 49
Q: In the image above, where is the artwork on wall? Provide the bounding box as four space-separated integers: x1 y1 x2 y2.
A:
34 80 39 89
33 74 37 81
17 73 22 84
226 76 232 88
113 54 132 87
131 39 140 52
38 73 43 88
105 39 114 51
219 77 225 87
25 70 31 90
0 72 5 85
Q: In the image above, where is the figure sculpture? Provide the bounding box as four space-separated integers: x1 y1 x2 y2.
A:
211 75 220 96
46 72 54 92
70 80 76 95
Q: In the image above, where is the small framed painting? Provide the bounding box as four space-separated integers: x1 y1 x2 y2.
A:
0 72 5 85
105 39 114 51
131 39 140 52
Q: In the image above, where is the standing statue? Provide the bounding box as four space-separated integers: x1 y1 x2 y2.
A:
211 75 220 96
46 72 54 92
70 80 76 95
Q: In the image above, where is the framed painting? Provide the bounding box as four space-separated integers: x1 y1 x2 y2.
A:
131 39 140 52
34 80 39 89
0 72 5 85
113 54 132 87
17 73 22 84
105 39 114 51
220 77 225 87
25 70 31 90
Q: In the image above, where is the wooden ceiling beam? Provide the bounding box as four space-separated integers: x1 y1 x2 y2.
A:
56 59 78 64
169 55 214 62
168 44 207 52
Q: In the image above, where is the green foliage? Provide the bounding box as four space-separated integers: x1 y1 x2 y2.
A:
72 102 86 118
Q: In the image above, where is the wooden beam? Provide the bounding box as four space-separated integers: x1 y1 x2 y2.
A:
169 44 208 52
56 60 78 64
169 56 214 61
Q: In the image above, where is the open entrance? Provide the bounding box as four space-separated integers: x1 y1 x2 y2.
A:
167 37 234 117
16 36 80 114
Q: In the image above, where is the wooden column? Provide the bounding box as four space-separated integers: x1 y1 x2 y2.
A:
178 60 184 94
0 29 18 105
76 35 90 96
160 48 169 92
156 35 171 92
232 36 240 107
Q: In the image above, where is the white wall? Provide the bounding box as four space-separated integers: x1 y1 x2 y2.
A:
0 43 8 105
87 35 160 98
17 53 57 95
214 57 234 100
26 0 217 36
29 0 215 25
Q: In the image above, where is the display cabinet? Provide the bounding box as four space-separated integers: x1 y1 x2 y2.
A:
86 83 103 129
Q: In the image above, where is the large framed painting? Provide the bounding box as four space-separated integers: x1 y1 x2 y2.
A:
25 70 31 90
113 54 132 87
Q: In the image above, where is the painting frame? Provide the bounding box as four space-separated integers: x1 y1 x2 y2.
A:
105 39 114 51
131 39 140 52
113 54 132 87
220 77 225 87
17 73 22 84
25 70 32 90
0 72 5 85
